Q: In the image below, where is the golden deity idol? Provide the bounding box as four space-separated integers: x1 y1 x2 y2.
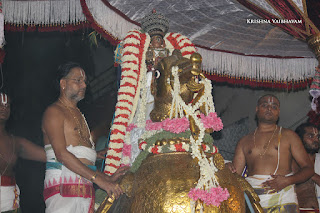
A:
96 51 263 213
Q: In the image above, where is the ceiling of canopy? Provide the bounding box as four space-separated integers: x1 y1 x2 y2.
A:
107 0 317 57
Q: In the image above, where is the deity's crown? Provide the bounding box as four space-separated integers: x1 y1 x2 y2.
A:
141 9 169 37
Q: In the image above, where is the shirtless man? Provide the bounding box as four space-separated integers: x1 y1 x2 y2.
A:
0 92 46 212
230 94 314 212
42 62 127 213
293 123 320 212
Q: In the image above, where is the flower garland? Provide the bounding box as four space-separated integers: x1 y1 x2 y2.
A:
120 112 223 170
165 33 197 58
168 65 229 210
145 113 223 133
170 66 216 118
104 30 148 175
120 125 134 167
105 31 196 175
188 187 230 207
136 71 148 128
129 129 217 173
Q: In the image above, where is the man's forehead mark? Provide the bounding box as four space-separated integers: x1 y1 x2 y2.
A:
79 69 85 78
259 97 279 105
1 93 8 104
312 127 318 136
267 97 274 104
305 126 319 136
69 67 85 78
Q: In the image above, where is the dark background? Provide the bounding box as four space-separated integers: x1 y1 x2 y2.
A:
3 29 118 213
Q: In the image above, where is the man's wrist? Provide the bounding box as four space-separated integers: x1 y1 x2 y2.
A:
283 175 293 187
311 173 320 181
90 171 97 182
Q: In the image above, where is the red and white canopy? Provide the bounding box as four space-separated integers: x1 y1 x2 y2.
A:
2 0 319 89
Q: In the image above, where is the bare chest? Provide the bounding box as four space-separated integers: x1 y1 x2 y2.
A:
0 136 18 175
64 110 92 147
243 132 292 175
246 136 279 158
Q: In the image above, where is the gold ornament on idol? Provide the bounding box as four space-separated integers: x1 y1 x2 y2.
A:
58 98 93 148
253 125 277 158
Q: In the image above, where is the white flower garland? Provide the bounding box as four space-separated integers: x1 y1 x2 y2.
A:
140 130 161 141
136 68 148 128
127 33 150 124
120 129 131 165
170 65 220 212
105 31 150 174
170 67 215 118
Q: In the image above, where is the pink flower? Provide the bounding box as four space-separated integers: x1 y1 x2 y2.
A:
162 117 189 133
188 186 230 207
146 118 189 133
122 143 132 157
200 112 223 131
146 120 163 131
126 123 137 131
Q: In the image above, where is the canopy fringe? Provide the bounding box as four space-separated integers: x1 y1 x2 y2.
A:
2 0 317 87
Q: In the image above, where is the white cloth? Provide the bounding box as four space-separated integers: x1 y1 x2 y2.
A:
45 195 93 213
128 71 155 164
45 145 97 164
44 145 97 213
315 153 320 208
246 174 299 212
0 184 20 212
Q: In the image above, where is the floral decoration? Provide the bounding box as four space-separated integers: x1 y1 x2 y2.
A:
188 187 230 207
200 112 223 131
105 30 196 175
130 129 217 173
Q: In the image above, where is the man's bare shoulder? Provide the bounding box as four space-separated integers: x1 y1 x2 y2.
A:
43 102 63 116
280 127 301 143
238 131 254 142
42 102 65 125
237 131 254 147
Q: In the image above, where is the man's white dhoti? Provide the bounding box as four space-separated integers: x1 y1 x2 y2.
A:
246 175 299 212
0 176 20 212
44 145 97 213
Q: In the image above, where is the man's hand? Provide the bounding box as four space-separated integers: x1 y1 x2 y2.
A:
311 173 320 186
110 166 130 182
225 162 237 173
98 180 123 199
96 148 108 159
262 175 289 193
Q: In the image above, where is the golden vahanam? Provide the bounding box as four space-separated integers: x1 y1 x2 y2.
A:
97 50 262 213
97 152 262 212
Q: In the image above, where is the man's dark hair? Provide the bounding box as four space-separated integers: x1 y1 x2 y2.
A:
257 94 280 106
56 61 82 90
295 122 318 140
